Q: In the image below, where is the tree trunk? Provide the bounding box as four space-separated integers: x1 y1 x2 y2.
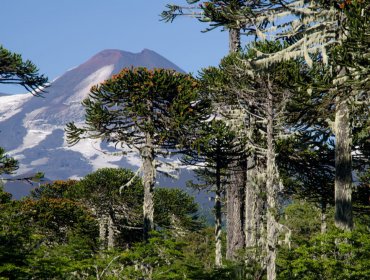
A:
244 173 257 249
321 200 327 234
226 166 246 260
245 115 265 263
215 164 223 267
229 28 241 52
142 132 155 240
266 79 278 280
226 27 246 260
107 214 115 249
98 213 115 250
334 97 353 231
99 214 108 250
245 159 265 263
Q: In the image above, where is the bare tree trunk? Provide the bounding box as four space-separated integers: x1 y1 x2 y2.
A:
142 132 155 240
245 115 265 263
226 186 235 259
266 79 278 280
99 215 108 250
98 213 115 250
245 161 266 266
229 28 241 53
321 200 327 234
107 214 115 249
334 97 353 231
226 164 246 260
245 173 257 249
215 164 223 267
226 27 246 260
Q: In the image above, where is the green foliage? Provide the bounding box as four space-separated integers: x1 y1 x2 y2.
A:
0 188 98 279
0 199 34 279
27 233 98 280
280 201 324 246
0 185 11 204
183 119 245 188
22 197 99 244
66 67 210 151
154 188 204 232
161 0 253 32
276 136 335 209
278 225 370 280
0 146 18 175
0 45 48 93
30 179 78 199
278 201 370 279
75 168 142 205
85 229 254 280
119 231 189 279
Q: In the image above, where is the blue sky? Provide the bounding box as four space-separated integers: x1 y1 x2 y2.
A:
0 0 230 94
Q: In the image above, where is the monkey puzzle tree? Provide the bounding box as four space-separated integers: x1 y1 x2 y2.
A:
202 41 305 279
162 1 259 259
183 119 246 267
66 67 210 240
224 0 369 232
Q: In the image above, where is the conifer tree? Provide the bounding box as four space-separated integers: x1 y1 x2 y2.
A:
66 67 209 240
203 41 303 279
183 119 246 267
225 0 369 232
162 1 257 259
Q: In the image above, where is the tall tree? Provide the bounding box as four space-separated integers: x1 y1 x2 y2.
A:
183 119 246 267
162 0 258 259
225 0 369 231
66 67 209 240
204 41 303 279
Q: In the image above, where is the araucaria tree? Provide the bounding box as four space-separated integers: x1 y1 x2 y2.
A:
162 1 256 259
183 119 246 267
204 41 301 279
227 0 369 232
66 67 209 240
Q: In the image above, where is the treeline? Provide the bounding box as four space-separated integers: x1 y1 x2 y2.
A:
0 0 369 279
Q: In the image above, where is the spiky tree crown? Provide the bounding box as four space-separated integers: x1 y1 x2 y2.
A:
66 67 210 153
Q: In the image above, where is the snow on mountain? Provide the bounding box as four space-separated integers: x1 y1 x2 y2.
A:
0 94 32 122
0 49 184 179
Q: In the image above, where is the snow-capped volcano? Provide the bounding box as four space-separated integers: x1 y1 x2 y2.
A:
0 49 184 181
